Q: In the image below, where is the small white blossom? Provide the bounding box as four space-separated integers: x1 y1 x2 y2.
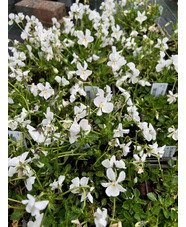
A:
94 207 107 227
37 82 54 100
102 155 126 169
167 127 178 140
22 194 49 217
167 91 178 104
8 120 18 131
148 142 166 158
27 213 44 227
76 61 92 80
113 123 129 138
101 168 126 197
27 125 45 144
135 11 147 24
76 29 94 48
49 175 65 190
69 177 94 203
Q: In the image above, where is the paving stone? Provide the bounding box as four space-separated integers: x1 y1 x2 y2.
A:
15 0 66 24
33 1 66 23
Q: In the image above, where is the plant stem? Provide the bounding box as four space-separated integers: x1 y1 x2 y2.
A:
112 197 116 219
8 205 24 210
157 156 164 180
8 198 22 204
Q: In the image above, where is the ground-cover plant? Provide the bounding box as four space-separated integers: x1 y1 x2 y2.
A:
8 0 178 226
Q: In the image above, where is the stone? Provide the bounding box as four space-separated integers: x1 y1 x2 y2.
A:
33 1 66 23
15 0 66 24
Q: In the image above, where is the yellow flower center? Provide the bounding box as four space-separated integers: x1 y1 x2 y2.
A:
112 183 116 187
101 103 104 108
84 39 88 43
44 91 48 94
82 71 85 75
139 17 142 21
115 32 118 36
113 61 116 65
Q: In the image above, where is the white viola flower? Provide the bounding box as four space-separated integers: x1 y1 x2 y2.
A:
63 38 75 47
89 9 101 21
69 119 91 143
27 213 44 227
127 105 140 122
119 0 126 7
102 155 126 169
67 70 76 79
133 150 147 164
42 107 54 126
70 81 86 101
76 61 92 80
8 152 29 177
22 194 49 217
93 54 100 61
8 97 14 104
79 119 91 134
167 91 178 104
8 120 18 131
37 82 54 100
30 83 39 96
94 96 114 116
94 207 107 227
62 119 73 129
139 122 156 141
120 141 132 156
71 53 79 64
49 175 65 190
74 103 88 121
111 25 123 41
130 30 138 37
167 127 178 141
77 29 94 48
55 76 69 86
27 125 45 144
22 165 36 191
135 11 147 24
154 37 169 51
113 123 129 138
138 79 151 87
148 142 166 158
69 177 94 203
171 54 178 72
127 62 140 83
101 168 126 197
107 47 127 71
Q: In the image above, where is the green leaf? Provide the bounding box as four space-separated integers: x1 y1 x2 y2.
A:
151 205 161 215
168 158 175 167
65 164 71 173
96 171 104 177
133 188 140 198
101 198 107 206
122 201 130 210
96 57 108 64
10 211 24 220
158 195 164 205
163 208 170 219
147 192 157 201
